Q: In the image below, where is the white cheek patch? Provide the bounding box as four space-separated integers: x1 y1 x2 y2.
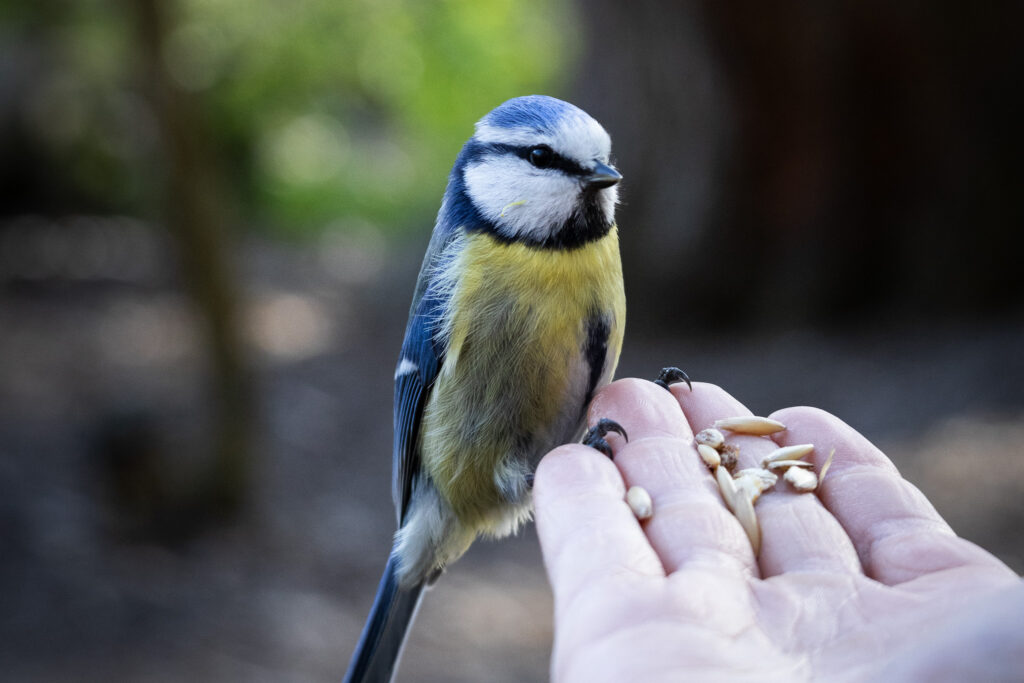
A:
464 156 580 242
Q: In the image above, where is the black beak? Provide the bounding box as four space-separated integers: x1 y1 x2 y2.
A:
585 162 622 190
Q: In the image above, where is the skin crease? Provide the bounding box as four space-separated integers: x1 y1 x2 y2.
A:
534 379 1023 683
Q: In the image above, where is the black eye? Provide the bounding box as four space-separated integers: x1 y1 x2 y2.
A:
528 145 553 168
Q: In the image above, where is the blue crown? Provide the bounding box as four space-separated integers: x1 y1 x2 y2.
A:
479 95 585 133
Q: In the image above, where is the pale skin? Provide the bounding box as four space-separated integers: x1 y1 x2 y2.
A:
534 379 1024 682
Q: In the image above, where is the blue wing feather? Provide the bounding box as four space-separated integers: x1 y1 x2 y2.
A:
392 298 442 523
392 220 462 524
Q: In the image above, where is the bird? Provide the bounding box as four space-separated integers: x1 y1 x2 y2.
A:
343 95 627 683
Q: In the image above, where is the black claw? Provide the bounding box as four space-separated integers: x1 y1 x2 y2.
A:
583 418 629 459
585 436 614 459
654 366 692 391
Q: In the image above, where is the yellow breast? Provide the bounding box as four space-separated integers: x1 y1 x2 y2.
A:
419 227 625 530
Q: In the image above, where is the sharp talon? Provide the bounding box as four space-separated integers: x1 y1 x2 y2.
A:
594 417 628 442
583 418 629 459
654 366 692 391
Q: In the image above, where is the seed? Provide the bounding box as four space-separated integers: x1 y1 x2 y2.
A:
715 463 737 500
784 466 818 493
697 444 721 469
714 416 787 436
733 495 761 555
715 467 761 555
626 486 654 520
818 448 836 483
761 444 815 467
765 459 815 471
695 428 725 450
719 443 740 471
734 467 778 501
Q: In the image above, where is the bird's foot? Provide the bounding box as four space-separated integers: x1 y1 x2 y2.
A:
583 418 629 459
654 366 692 391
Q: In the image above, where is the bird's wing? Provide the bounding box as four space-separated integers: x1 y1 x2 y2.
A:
392 225 458 524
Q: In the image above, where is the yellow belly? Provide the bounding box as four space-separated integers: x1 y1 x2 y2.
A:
419 227 625 531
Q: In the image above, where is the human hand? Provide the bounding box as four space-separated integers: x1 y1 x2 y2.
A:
534 379 1023 682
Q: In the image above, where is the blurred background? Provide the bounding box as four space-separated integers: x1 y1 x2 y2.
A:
2 0 1023 681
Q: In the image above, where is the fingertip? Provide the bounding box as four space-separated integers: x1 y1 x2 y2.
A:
588 378 689 441
534 444 624 503
769 405 832 425
591 377 681 416
684 380 727 394
673 381 754 433
769 405 849 437
768 406 838 459
768 405 899 474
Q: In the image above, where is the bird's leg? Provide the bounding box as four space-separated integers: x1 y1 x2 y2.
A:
654 366 692 391
583 418 629 459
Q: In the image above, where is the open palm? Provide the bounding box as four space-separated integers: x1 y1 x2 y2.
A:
535 380 1022 682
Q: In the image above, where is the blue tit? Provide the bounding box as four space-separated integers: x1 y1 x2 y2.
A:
344 95 625 683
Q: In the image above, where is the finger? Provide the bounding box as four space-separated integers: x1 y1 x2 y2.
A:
675 383 862 576
590 379 759 577
534 443 665 610
769 406 1014 584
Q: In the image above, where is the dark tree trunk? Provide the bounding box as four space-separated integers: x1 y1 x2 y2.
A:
128 0 253 515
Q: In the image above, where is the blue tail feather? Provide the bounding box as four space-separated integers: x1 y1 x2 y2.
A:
343 554 426 683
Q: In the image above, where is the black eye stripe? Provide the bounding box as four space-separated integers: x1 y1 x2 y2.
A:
488 143 589 176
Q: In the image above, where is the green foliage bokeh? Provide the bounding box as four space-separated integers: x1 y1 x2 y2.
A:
16 0 578 236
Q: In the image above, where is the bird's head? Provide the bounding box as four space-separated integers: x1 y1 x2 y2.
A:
446 95 621 249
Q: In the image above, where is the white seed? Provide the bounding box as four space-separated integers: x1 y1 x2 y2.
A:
733 477 760 503
761 443 815 467
734 495 761 556
818 448 836 483
784 466 818 492
734 476 774 504
626 486 654 520
714 416 787 436
715 467 761 555
735 467 778 495
715 463 738 501
765 459 815 471
695 428 725 450
697 444 721 469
